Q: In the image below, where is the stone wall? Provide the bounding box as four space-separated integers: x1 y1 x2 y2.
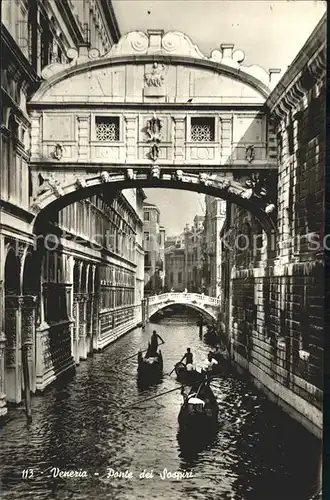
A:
221 16 325 437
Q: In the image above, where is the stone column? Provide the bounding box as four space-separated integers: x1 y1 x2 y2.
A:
4 295 23 403
92 293 100 351
21 295 37 393
86 292 94 355
0 331 7 417
72 294 80 364
173 115 186 163
78 294 88 360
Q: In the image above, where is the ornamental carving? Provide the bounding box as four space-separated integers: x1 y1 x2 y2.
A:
50 143 63 161
75 177 87 189
100 171 110 183
245 172 267 198
150 166 160 179
36 173 63 198
175 170 183 181
126 169 135 180
144 62 165 87
245 145 255 163
145 113 162 161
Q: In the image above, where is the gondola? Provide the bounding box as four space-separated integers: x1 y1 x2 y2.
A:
210 346 232 376
178 381 219 429
174 362 204 386
204 326 221 346
137 349 163 382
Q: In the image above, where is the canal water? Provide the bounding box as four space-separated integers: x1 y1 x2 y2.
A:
0 313 320 500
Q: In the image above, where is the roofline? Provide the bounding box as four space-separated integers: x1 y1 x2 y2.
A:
100 0 121 43
266 14 326 110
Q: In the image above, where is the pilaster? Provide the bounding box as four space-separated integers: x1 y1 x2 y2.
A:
124 114 138 162
173 115 186 163
77 114 90 162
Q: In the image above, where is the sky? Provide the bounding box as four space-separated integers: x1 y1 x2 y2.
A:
113 0 326 235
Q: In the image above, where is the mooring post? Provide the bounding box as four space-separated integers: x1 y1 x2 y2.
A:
199 315 203 339
141 299 146 329
22 343 32 423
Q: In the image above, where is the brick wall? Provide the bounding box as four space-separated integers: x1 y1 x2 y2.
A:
221 18 325 436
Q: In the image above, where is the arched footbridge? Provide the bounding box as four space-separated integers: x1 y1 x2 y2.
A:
146 293 220 321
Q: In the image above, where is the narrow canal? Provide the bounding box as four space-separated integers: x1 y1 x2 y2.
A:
0 313 320 500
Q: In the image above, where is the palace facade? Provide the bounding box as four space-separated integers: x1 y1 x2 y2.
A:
0 0 144 412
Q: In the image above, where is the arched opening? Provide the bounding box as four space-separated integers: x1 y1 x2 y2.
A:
4 248 21 403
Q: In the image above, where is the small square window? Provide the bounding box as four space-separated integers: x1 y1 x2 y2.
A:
191 117 215 142
95 116 119 141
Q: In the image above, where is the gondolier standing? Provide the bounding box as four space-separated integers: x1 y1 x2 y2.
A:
179 348 194 371
149 330 164 356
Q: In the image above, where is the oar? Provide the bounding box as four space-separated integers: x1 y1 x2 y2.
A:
121 340 165 363
121 348 148 362
125 385 183 409
167 363 179 376
124 372 221 411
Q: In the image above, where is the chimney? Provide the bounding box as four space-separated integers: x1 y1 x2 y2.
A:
221 44 234 59
269 68 281 85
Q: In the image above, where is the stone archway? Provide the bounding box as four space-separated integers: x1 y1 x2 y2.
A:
31 171 277 237
27 28 279 241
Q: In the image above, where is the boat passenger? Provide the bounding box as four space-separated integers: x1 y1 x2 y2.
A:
206 353 218 371
149 330 164 356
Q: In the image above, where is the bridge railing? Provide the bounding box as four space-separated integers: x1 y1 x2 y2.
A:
147 293 220 306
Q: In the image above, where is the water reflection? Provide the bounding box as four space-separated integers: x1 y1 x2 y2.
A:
0 313 320 500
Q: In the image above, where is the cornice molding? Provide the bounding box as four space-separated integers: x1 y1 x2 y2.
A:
54 0 85 45
1 24 40 88
32 30 278 101
266 15 326 115
99 0 121 43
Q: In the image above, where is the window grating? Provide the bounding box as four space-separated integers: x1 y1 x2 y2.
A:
95 116 119 141
191 117 215 142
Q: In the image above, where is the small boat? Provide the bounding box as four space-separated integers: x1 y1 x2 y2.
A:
137 349 163 381
204 326 221 346
178 381 219 429
174 362 204 386
210 345 232 376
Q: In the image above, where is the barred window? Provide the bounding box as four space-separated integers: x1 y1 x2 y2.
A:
95 116 120 141
191 117 215 142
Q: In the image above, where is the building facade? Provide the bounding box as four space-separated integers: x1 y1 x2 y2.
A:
0 0 144 414
143 202 165 294
184 216 204 292
0 0 324 440
220 17 325 438
202 197 227 297
165 240 185 291
165 216 204 292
